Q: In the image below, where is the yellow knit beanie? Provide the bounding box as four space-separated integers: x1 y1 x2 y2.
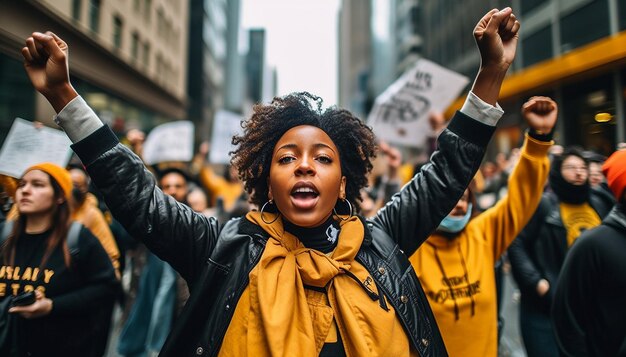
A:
23 162 73 200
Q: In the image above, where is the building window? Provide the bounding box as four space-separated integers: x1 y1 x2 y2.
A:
520 0 547 16
144 0 152 23
0 55 35 145
113 16 123 49
72 0 82 21
522 25 553 67
143 41 150 69
89 0 100 33
131 32 139 61
619 0 626 31
562 74 616 155
560 0 609 53
157 8 164 35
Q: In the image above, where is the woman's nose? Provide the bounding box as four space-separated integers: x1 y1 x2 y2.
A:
295 158 316 176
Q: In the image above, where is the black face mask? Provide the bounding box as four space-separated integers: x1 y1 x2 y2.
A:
72 187 87 205
549 156 590 204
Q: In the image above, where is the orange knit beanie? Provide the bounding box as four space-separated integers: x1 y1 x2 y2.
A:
23 162 73 200
602 150 626 202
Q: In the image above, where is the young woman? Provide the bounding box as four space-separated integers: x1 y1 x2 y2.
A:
408 97 557 357
0 163 117 356
22 8 520 356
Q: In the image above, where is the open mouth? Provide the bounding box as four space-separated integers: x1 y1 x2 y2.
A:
290 182 319 209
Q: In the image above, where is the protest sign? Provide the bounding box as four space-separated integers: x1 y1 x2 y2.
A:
367 59 469 147
142 121 194 165
0 118 73 178
209 110 243 164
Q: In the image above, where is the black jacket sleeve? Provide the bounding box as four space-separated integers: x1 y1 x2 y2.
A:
71 126 220 283
370 111 495 256
50 227 118 315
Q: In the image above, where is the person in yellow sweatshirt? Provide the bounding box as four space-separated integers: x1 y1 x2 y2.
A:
409 96 557 357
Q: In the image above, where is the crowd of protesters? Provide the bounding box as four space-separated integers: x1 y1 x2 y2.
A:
0 5 625 357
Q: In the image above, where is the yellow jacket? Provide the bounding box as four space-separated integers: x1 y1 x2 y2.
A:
199 166 244 211
409 134 551 357
72 193 121 278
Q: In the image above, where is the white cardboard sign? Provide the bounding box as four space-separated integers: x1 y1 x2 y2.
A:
209 110 243 164
367 59 469 147
142 121 195 165
0 118 73 178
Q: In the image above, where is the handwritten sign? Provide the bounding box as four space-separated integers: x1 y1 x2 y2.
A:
368 59 469 147
142 121 194 165
0 118 73 178
209 110 243 164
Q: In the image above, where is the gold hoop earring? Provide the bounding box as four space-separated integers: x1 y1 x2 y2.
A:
260 199 280 224
333 199 353 221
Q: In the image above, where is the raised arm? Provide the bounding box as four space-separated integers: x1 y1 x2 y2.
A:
471 97 556 260
371 8 521 254
21 32 217 283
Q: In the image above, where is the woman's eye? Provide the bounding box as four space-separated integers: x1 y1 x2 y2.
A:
317 156 332 164
278 156 295 164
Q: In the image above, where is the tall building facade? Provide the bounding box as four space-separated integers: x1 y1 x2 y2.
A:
338 0 372 118
423 0 626 156
187 0 241 142
338 0 422 118
0 0 190 142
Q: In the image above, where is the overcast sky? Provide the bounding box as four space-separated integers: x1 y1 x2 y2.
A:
241 0 340 106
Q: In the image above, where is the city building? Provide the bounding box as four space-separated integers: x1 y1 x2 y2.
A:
339 0 626 157
424 0 626 156
188 0 240 141
245 28 277 107
338 0 372 118
0 0 190 142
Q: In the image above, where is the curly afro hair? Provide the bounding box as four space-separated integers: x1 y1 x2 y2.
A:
231 92 377 212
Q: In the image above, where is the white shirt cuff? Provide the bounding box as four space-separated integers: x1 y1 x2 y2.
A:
460 91 504 126
53 96 104 143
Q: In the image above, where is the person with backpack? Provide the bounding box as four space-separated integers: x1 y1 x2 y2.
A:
0 163 118 356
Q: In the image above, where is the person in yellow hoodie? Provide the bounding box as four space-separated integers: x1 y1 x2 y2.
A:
68 165 121 278
409 96 557 357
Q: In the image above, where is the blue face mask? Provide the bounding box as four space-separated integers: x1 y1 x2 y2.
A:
437 204 472 233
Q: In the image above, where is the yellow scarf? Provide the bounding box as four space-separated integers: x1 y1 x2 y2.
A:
218 212 416 357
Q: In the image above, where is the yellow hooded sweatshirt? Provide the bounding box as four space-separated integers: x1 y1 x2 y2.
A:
409 134 551 357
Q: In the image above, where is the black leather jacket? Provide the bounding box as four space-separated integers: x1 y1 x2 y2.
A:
508 189 614 313
72 111 495 357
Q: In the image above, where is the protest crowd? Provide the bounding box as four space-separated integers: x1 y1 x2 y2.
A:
1 5 626 357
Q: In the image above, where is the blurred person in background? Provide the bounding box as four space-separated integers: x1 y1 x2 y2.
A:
409 96 556 357
508 146 615 357
117 168 189 357
68 164 121 356
0 163 117 356
193 142 248 214
551 149 626 357
68 165 121 278
186 187 214 218
584 151 606 189
0 175 17 222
